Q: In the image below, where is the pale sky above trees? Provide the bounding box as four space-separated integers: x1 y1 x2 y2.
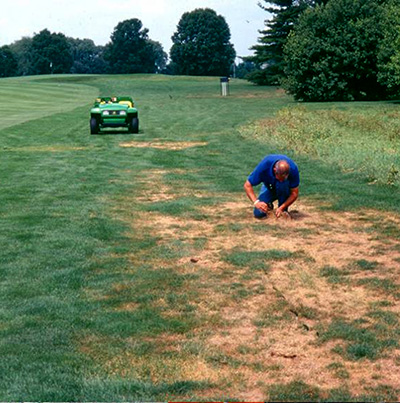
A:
0 0 269 58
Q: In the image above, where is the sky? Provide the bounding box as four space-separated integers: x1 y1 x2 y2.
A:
0 0 270 60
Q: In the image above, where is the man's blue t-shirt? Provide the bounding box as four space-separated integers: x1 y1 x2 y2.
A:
248 154 300 189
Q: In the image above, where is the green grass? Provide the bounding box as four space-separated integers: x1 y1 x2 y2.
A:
326 362 350 379
357 277 400 297
1 74 400 400
223 248 300 272
320 265 351 284
319 314 399 360
267 381 321 402
352 259 379 271
267 381 399 402
0 76 99 130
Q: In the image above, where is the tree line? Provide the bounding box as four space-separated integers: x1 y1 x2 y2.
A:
3 1 399 101
0 8 235 78
247 0 400 101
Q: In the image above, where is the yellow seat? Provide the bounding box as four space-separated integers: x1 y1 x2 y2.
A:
119 100 133 108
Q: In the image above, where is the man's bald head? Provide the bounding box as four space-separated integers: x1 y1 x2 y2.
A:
274 160 290 181
275 160 290 175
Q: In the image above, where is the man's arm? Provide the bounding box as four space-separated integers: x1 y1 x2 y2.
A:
243 179 270 213
275 187 299 217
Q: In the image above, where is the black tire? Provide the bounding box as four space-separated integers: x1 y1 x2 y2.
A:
129 117 139 134
90 117 99 135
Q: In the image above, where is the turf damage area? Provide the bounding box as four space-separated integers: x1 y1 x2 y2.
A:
107 171 400 401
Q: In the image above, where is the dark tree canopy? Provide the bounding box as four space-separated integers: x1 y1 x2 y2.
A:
235 60 257 79
170 8 236 76
29 29 73 75
283 0 399 101
105 19 161 74
68 38 108 74
0 46 18 77
148 40 168 73
376 0 400 96
9 37 33 76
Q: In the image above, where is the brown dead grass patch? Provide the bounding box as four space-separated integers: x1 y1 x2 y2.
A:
129 168 210 203
106 355 221 384
4 145 88 152
119 140 208 150
235 88 288 99
193 200 400 399
113 302 140 312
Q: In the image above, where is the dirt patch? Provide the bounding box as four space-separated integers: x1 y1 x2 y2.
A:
3 145 88 152
119 140 208 150
113 302 139 312
131 168 212 203
186 88 287 100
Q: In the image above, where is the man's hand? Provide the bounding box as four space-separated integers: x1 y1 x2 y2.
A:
254 200 270 214
275 187 299 218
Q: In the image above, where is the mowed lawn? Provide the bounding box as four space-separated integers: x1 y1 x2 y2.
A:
1 74 400 401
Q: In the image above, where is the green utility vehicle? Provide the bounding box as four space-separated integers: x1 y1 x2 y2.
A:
90 96 139 134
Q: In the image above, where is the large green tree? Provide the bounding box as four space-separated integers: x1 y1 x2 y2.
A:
283 0 400 101
376 0 400 96
68 38 108 74
9 37 33 76
170 8 236 76
105 19 161 74
0 45 18 77
29 29 73 75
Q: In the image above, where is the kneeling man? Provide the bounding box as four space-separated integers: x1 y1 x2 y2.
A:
244 154 300 219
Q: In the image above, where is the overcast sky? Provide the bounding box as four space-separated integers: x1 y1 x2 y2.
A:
0 0 271 59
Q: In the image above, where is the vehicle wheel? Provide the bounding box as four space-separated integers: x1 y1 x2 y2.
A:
90 117 99 135
129 117 139 134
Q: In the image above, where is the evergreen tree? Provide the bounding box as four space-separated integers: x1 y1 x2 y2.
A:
247 0 328 85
